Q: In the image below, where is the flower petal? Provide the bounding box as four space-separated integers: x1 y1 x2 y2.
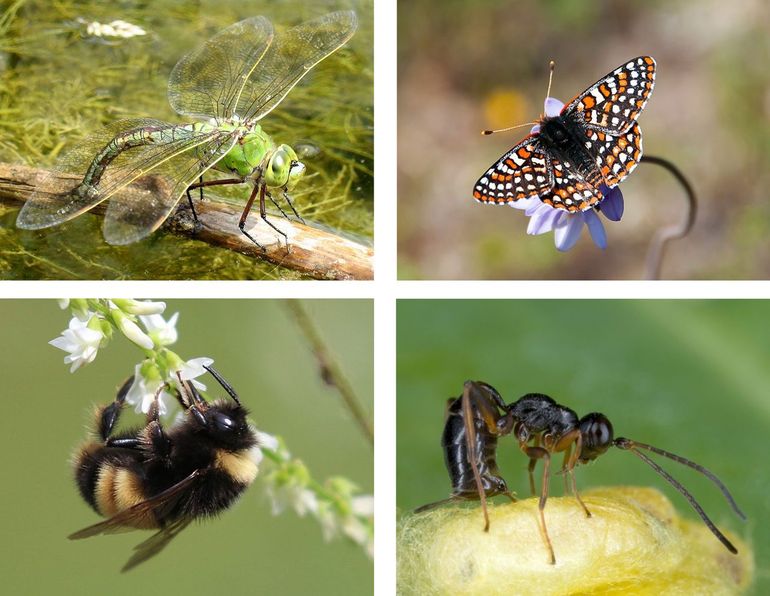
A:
544 97 564 118
527 205 561 235
583 210 607 249
553 214 584 251
599 186 624 221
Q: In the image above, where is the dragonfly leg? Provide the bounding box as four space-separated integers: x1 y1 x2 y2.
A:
238 183 265 251
282 189 305 224
185 175 204 223
266 190 291 220
259 183 289 248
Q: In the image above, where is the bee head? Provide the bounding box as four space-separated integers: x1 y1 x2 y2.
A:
191 401 256 450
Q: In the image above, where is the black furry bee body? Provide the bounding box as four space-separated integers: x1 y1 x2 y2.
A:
70 365 261 572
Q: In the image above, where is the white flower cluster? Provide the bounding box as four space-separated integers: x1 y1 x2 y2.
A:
261 438 374 558
83 19 146 39
49 299 211 415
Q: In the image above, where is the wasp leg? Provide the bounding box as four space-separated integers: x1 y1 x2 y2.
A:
522 444 556 565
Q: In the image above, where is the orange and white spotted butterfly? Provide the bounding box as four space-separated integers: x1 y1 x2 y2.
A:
473 56 656 212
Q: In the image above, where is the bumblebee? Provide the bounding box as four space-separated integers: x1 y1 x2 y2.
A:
70 365 262 571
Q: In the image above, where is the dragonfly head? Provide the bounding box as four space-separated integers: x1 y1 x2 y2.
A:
265 144 305 189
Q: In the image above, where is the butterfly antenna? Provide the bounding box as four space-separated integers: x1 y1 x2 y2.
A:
615 437 744 554
481 121 537 136
545 60 556 100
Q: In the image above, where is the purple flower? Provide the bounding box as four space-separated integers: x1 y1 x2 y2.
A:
510 98 625 251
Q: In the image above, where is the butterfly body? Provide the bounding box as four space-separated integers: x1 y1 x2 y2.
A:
474 56 656 213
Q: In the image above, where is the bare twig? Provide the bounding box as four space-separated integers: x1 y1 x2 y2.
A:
286 300 373 446
641 155 697 280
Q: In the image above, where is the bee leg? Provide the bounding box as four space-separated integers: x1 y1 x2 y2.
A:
97 376 133 442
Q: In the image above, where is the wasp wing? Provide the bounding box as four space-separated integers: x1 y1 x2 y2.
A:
167 17 274 120
237 11 358 123
68 470 200 540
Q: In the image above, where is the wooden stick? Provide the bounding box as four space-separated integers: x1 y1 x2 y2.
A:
0 163 373 280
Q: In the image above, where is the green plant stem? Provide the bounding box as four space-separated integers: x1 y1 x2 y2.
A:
286 300 374 446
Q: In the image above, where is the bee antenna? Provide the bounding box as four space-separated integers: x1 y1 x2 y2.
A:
203 364 242 406
614 437 744 554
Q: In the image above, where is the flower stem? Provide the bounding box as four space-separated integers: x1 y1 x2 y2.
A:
285 300 374 446
640 155 697 280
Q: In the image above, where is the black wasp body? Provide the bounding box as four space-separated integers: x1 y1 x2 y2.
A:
70 365 261 572
417 381 745 565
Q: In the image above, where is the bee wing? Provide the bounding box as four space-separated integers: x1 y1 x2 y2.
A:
68 469 200 540
121 517 193 572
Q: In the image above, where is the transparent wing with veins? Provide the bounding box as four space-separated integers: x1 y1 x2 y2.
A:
237 11 358 123
167 16 275 121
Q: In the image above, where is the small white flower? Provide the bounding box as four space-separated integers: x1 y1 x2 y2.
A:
119 300 166 315
49 317 104 372
314 502 340 541
116 315 154 350
57 299 70 309
266 483 318 517
176 356 213 390
254 430 280 453
125 363 174 415
139 312 179 346
341 515 370 549
350 495 374 517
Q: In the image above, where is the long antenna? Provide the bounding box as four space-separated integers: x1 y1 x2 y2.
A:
481 59 556 136
545 60 555 101
615 437 743 554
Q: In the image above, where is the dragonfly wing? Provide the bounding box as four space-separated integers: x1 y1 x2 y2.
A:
102 130 239 245
238 11 358 123
16 119 170 230
167 16 274 120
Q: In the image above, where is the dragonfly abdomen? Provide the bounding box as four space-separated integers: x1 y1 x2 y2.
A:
78 125 196 194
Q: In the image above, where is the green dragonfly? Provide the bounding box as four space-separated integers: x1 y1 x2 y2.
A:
17 11 358 248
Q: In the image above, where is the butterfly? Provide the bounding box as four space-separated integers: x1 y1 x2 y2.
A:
473 56 656 212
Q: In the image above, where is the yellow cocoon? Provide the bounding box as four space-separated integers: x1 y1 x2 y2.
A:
397 486 753 596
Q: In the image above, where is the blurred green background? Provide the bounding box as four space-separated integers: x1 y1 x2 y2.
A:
0 0 373 279
398 0 770 279
0 299 372 594
397 300 767 592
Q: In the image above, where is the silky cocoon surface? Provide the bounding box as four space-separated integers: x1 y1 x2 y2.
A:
397 486 752 595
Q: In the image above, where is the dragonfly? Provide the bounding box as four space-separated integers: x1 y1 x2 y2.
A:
17 11 358 248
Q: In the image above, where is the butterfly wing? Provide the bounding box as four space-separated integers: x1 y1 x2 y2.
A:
581 121 644 188
538 155 603 211
473 135 553 204
562 56 655 137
